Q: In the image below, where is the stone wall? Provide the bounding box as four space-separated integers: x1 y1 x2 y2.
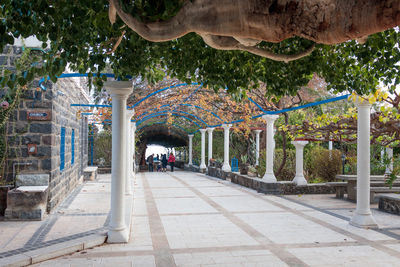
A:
378 194 400 215
206 168 335 195
1 45 89 212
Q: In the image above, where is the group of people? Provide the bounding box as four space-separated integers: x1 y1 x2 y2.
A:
146 153 176 172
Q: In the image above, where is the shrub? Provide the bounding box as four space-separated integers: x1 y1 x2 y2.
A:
93 130 112 167
308 147 342 182
256 149 296 181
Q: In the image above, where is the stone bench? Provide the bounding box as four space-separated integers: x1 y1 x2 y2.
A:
378 194 400 215
5 174 49 220
326 182 347 198
83 166 98 181
350 186 400 204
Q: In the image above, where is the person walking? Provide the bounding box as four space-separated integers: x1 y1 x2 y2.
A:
147 154 154 172
161 154 168 172
168 153 176 172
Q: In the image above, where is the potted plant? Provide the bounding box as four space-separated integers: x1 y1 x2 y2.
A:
239 155 249 175
209 158 216 167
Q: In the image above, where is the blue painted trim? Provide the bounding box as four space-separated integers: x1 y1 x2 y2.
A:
182 83 203 102
137 111 207 126
39 73 129 91
137 113 202 128
131 82 200 108
71 129 75 165
70 104 112 108
208 94 351 127
60 127 65 171
137 121 190 133
248 97 266 113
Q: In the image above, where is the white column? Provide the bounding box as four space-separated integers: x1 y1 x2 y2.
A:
207 128 214 164
385 147 394 174
125 110 134 196
292 140 308 185
188 134 194 165
350 99 378 228
329 141 333 150
254 130 262 166
131 122 136 175
222 124 231 172
262 115 279 182
105 81 132 243
199 129 207 170
381 148 385 164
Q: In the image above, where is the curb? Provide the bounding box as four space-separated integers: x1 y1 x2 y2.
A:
0 233 106 267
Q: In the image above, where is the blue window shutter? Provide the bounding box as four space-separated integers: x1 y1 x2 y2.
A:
71 129 75 165
60 127 65 171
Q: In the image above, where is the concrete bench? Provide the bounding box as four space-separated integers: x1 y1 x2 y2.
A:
378 194 400 215
5 174 49 220
326 182 347 198
350 186 400 204
84 166 98 181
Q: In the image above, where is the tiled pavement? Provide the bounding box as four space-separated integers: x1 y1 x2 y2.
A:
0 176 110 265
29 171 400 267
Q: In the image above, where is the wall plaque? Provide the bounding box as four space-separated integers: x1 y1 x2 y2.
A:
27 110 51 121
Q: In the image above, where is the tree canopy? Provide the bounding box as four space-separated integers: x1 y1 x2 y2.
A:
0 1 399 97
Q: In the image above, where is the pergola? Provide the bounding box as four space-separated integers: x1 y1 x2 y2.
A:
100 79 379 243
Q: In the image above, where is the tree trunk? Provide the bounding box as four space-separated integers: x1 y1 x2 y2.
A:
111 0 400 45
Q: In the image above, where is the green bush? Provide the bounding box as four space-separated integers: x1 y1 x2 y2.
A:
308 147 342 182
256 149 296 181
93 130 112 167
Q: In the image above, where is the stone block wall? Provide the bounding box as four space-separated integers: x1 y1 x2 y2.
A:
1 45 89 212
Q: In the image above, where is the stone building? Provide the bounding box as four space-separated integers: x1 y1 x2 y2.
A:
0 43 90 218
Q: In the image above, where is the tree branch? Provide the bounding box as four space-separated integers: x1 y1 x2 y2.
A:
200 34 315 63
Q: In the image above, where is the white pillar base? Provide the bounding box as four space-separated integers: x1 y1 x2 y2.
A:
108 227 130 243
293 175 307 186
350 212 378 229
222 164 231 172
262 173 277 183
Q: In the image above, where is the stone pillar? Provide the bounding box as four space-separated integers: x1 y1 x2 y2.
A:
254 130 262 166
125 110 134 196
222 124 231 172
329 141 333 150
385 147 394 174
262 115 279 182
188 134 194 165
350 99 378 228
199 129 207 170
207 127 214 164
291 140 308 185
131 122 136 175
105 81 132 243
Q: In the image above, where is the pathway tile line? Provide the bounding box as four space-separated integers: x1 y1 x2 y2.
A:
192 172 400 260
142 173 177 267
169 173 309 267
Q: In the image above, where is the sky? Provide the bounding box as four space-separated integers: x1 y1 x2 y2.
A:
145 145 174 158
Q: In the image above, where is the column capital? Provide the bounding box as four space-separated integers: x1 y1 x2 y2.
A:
206 127 215 133
131 121 136 131
188 134 194 138
105 81 133 97
222 124 232 130
354 97 372 108
262 114 279 123
253 129 262 134
199 128 207 133
126 109 135 120
291 140 309 147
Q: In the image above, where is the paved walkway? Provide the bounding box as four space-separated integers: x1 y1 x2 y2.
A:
0 175 110 266
29 170 400 267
